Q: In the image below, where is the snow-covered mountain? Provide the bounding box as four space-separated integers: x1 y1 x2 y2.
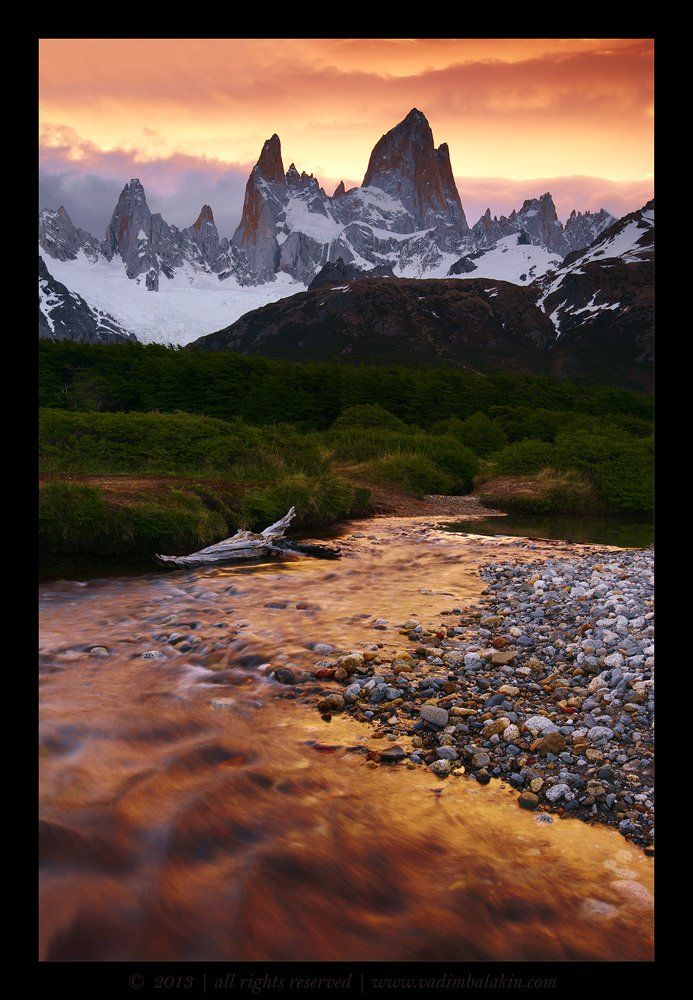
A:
38 108 627 344
193 199 654 389
39 256 135 344
537 200 655 338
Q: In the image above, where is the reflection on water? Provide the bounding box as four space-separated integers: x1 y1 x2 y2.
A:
442 515 653 549
39 518 653 961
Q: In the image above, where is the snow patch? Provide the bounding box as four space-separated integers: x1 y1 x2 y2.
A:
45 252 305 345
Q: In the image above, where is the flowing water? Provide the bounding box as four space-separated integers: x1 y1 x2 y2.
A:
39 517 654 961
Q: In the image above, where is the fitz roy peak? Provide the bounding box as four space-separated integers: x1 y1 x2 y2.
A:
230 109 474 285
361 108 468 230
39 108 622 345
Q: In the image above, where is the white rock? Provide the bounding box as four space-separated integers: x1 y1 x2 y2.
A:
545 783 572 803
524 715 558 736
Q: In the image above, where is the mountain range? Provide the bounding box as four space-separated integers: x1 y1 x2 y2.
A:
38 108 652 386
193 199 654 389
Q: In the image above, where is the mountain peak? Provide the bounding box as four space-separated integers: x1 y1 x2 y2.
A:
124 178 146 199
256 134 285 186
362 110 467 230
403 107 428 125
232 134 287 278
104 177 159 286
518 193 558 224
192 204 215 230
333 180 346 198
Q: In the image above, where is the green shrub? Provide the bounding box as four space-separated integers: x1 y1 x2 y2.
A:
492 439 556 476
431 412 508 456
38 481 228 560
326 427 478 490
331 404 408 431
480 469 599 514
242 472 371 530
39 409 325 480
361 453 456 494
554 429 653 513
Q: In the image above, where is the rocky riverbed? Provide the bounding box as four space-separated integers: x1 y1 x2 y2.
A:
275 544 654 849
40 518 654 959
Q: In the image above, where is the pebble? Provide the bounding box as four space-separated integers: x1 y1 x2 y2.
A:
545 783 572 803
317 693 345 714
430 759 452 777
420 705 449 727
210 698 234 710
273 667 297 685
525 716 559 736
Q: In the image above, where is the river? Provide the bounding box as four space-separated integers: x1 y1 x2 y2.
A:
39 517 654 961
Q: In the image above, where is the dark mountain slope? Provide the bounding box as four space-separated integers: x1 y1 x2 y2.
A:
190 277 557 371
38 256 136 345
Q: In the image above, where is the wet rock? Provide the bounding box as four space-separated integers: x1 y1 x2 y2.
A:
273 667 297 685
535 732 567 756
210 698 235 710
317 693 346 714
471 751 491 769
420 705 449 727
430 759 452 777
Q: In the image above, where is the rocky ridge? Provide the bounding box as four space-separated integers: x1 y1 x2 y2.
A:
39 110 619 297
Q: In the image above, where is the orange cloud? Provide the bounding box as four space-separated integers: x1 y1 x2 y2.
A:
40 38 653 183
39 39 653 236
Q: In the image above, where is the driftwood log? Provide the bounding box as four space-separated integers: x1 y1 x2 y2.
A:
155 507 340 569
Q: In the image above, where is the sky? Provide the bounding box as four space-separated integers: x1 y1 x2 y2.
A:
39 38 654 238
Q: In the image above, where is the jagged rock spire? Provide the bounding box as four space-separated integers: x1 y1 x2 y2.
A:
105 179 151 260
361 108 468 230
232 134 288 280
192 204 215 230
256 134 286 187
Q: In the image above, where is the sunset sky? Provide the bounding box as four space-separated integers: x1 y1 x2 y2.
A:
39 38 654 237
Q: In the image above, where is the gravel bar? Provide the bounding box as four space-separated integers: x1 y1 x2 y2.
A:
277 546 654 850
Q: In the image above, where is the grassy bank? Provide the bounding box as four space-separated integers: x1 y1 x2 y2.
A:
39 394 652 566
39 474 371 565
38 344 652 565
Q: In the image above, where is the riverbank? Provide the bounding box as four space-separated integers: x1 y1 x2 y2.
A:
38 399 652 569
289 540 653 849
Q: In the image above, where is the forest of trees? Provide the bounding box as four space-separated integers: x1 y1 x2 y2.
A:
39 342 652 429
